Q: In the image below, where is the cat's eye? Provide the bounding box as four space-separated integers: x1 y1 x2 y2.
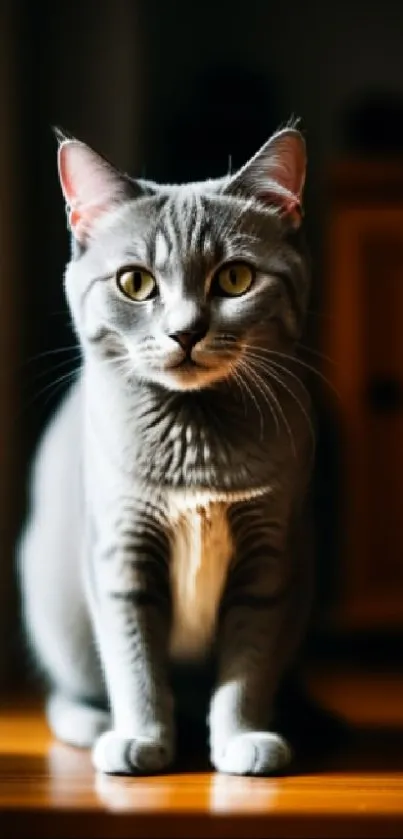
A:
116 267 157 302
213 262 255 297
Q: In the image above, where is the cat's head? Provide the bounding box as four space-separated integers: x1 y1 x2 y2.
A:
58 125 309 392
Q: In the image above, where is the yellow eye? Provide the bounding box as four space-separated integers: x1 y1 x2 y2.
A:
117 267 156 301
214 263 254 297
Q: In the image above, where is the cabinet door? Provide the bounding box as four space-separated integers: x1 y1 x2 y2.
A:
324 207 403 630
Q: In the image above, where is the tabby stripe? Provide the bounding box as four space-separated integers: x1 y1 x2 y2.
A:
167 200 182 245
133 557 170 586
187 197 199 251
86 327 111 345
221 588 290 616
100 544 165 566
109 590 168 609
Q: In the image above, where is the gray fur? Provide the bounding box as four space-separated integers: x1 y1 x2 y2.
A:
19 126 314 775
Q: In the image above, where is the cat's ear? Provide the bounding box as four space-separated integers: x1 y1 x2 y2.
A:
224 127 306 226
56 136 137 244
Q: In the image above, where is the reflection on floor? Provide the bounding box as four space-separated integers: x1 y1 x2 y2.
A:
0 666 403 838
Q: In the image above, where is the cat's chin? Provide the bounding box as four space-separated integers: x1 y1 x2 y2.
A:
144 363 230 393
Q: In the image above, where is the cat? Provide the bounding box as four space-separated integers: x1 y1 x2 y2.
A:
18 123 315 776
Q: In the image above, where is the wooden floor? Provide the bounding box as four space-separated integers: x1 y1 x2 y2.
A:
1 667 403 838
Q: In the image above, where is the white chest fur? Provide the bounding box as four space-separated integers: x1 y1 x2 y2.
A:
167 486 270 659
168 490 232 659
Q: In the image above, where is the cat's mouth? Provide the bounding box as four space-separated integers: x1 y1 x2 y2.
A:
159 351 231 391
139 345 239 391
170 357 204 371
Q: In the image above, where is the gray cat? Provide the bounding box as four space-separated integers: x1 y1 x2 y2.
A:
19 124 314 776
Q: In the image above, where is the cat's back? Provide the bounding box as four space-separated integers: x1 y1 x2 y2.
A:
18 376 102 696
22 378 84 542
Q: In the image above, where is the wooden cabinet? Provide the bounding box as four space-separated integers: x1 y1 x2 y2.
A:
323 162 403 631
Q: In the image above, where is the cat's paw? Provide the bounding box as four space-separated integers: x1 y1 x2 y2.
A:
211 731 292 776
47 693 110 748
92 730 174 775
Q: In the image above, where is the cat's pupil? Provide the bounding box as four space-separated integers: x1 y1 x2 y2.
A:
229 269 237 285
133 271 142 292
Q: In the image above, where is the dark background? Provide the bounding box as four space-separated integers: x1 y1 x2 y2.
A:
1 0 403 689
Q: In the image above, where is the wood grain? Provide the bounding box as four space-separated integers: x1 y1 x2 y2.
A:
1 669 403 837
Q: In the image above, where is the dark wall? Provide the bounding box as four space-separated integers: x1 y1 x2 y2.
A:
19 0 403 443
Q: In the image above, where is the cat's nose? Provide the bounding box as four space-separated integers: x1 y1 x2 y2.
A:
170 329 207 352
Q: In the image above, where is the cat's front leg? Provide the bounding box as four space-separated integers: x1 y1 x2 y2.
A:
87 503 174 775
209 526 296 776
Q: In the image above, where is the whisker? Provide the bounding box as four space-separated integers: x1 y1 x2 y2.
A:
229 363 248 417
235 360 264 439
243 349 312 405
252 359 315 457
239 359 280 438
23 368 80 414
29 356 82 384
23 348 132 412
266 350 339 399
241 344 339 399
41 372 79 411
23 345 81 367
296 343 336 366
242 357 296 455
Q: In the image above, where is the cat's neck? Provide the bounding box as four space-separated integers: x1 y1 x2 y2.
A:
82 358 285 491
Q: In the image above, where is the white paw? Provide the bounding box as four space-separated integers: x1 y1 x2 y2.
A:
212 731 292 776
47 694 110 748
92 729 174 775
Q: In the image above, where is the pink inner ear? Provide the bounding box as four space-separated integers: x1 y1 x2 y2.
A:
226 129 306 223
280 193 303 226
260 184 303 227
58 141 124 243
267 146 305 198
68 205 108 243
261 131 306 205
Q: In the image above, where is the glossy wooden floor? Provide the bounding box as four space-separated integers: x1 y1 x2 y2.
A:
1 667 403 838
